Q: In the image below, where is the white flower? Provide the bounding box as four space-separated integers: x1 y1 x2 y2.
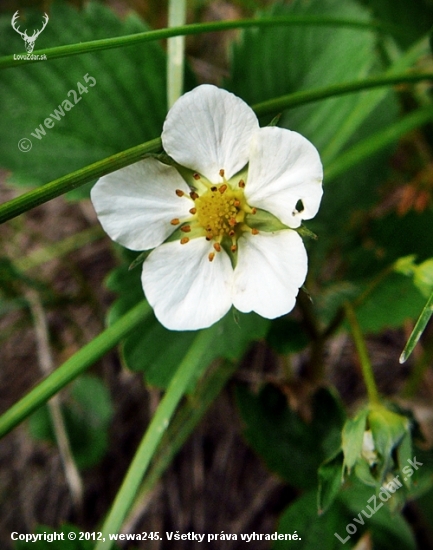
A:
91 85 323 331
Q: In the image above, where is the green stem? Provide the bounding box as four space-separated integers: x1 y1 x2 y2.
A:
2 71 432 227
0 138 161 225
0 301 152 438
167 0 188 108
252 72 433 117
0 16 407 70
344 301 380 404
95 329 214 550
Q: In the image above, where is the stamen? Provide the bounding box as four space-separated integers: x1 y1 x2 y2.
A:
170 218 180 225
181 225 191 233
189 207 197 214
193 173 201 180
190 191 199 200
229 230 235 237
208 252 215 262
233 199 240 207
251 207 257 214
252 228 259 235
231 244 237 252
239 179 245 188
219 184 228 194
180 237 189 244
229 218 237 227
175 189 184 197
219 169 225 177
211 186 217 192
213 242 221 252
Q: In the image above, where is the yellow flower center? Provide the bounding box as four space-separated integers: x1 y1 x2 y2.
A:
172 170 257 261
195 184 245 240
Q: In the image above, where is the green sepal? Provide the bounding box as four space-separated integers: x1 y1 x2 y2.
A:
141 152 176 166
296 224 318 240
268 113 282 126
128 250 151 270
317 449 344 514
342 407 368 473
245 208 288 231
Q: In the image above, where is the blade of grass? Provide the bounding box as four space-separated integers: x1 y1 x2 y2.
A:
0 16 410 70
95 329 216 550
0 300 152 438
124 359 238 528
399 289 433 364
1 71 432 226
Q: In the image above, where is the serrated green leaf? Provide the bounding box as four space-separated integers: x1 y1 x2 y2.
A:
0 2 194 198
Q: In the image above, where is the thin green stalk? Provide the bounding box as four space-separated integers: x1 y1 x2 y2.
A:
0 16 407 70
95 329 214 550
167 0 187 108
0 301 152 438
251 72 433 118
2 71 433 226
344 301 380 404
0 138 161 225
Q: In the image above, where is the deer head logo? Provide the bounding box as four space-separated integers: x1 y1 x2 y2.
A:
11 11 49 54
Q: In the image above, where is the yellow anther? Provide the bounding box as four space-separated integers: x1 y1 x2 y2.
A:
219 184 228 194
251 207 257 214
211 186 217 192
193 173 201 180
170 218 180 225
238 179 245 188
213 242 221 252
189 207 197 214
208 252 215 262
181 225 191 233
219 169 225 177
190 191 199 200
252 228 259 235
233 199 240 207
180 237 189 244
175 189 184 197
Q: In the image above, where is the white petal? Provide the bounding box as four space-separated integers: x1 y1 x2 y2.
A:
141 238 234 331
245 127 323 228
91 159 192 251
162 85 259 183
233 230 307 318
